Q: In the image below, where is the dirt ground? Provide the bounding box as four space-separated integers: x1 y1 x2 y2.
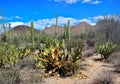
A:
40 54 120 84
19 53 120 84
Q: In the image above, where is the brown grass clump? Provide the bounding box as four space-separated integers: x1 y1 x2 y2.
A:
110 52 120 73
92 70 115 84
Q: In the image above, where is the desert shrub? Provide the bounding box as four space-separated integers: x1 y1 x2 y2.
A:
18 48 31 59
18 68 42 84
83 48 95 58
0 43 20 67
0 43 31 68
13 36 20 46
0 68 20 84
18 58 35 69
92 70 115 84
71 39 84 48
34 39 83 77
86 39 95 47
96 41 117 60
110 52 120 72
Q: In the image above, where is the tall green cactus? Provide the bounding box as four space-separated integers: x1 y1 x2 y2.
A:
11 26 14 43
64 24 67 40
1 11 7 42
55 13 58 38
0 26 2 41
67 20 71 41
8 23 12 42
30 21 35 49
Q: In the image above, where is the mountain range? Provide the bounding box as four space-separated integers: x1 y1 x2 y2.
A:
12 21 95 36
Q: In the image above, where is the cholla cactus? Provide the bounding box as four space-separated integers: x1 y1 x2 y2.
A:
96 41 117 59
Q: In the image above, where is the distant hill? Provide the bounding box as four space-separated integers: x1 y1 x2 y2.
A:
41 22 94 36
42 25 64 36
12 22 94 36
12 25 40 35
71 22 94 36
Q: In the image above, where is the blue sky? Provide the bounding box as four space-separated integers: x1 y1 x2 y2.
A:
0 0 120 30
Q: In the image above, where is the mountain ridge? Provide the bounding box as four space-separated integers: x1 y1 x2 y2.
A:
12 21 95 36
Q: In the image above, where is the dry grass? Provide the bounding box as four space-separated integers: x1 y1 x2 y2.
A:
92 70 115 84
110 52 120 73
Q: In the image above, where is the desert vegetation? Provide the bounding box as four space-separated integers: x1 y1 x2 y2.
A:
0 13 120 84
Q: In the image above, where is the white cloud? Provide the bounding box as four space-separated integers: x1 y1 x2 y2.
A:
79 18 96 25
82 0 91 3
54 0 102 4
0 16 23 20
0 16 2 19
91 0 102 4
26 17 80 30
7 15 104 30
66 0 80 3
10 22 25 28
2 15 119 31
54 0 80 4
92 16 104 20
14 16 23 19
82 0 102 4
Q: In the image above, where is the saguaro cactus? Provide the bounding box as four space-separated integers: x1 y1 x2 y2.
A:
0 26 2 41
1 11 7 42
8 23 12 42
67 20 71 41
64 24 67 40
30 21 35 49
55 13 58 38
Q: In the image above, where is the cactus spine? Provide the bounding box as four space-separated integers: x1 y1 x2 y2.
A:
55 13 58 38
30 21 35 49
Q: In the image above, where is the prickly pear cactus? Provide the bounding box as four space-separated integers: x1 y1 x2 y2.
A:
34 40 83 77
0 43 31 67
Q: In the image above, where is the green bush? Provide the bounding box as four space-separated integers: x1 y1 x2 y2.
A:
0 43 30 68
96 42 117 60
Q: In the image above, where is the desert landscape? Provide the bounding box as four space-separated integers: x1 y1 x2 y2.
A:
0 0 120 84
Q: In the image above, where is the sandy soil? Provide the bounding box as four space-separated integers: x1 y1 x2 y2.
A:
19 53 120 84
41 54 120 84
